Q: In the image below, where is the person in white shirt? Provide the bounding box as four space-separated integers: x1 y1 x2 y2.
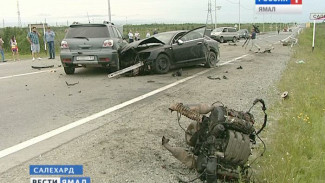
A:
146 31 151 38
128 30 134 43
134 31 140 41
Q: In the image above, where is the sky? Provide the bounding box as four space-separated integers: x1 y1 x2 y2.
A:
0 0 324 27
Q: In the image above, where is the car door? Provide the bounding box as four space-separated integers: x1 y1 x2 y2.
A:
171 27 206 64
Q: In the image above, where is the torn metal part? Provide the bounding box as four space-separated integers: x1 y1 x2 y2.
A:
65 81 79 86
31 65 54 69
207 76 221 80
108 61 144 78
281 36 298 47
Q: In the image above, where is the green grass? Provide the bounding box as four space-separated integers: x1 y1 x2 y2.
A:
255 24 325 183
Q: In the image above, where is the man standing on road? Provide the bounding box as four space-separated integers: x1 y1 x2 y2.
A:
0 36 5 62
45 27 55 59
27 27 41 61
249 28 261 52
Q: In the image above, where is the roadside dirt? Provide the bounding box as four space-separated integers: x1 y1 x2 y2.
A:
0 42 291 183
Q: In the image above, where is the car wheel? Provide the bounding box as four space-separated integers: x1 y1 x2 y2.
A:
205 51 217 68
154 54 170 74
219 37 224 43
64 66 75 75
232 36 237 43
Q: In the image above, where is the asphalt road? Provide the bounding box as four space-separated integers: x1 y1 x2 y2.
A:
0 29 298 174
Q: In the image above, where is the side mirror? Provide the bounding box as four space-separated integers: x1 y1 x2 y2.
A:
177 39 184 45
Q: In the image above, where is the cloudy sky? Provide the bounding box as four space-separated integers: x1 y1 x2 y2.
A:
0 0 324 27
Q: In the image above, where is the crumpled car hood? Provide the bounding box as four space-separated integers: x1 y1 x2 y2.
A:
120 37 165 55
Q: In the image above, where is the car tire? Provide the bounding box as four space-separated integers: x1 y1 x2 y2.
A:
232 36 237 43
154 54 170 74
64 66 75 75
205 51 217 68
219 37 224 43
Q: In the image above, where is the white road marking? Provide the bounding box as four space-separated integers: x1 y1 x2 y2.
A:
0 70 57 80
0 54 248 159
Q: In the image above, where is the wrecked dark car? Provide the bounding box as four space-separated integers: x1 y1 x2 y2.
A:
120 26 220 74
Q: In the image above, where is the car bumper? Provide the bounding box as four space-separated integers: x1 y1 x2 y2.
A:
60 49 119 68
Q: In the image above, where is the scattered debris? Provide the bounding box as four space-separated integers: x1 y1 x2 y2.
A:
207 76 221 80
58 65 62 67
281 91 289 99
296 60 305 64
68 94 73 96
223 75 228 79
65 81 79 86
78 91 82 93
147 80 155 83
31 65 54 69
225 71 228 73
228 42 237 46
172 69 182 77
237 66 243 69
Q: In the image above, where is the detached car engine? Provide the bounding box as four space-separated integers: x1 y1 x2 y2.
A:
163 99 267 183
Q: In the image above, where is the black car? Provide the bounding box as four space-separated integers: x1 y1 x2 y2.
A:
120 27 220 74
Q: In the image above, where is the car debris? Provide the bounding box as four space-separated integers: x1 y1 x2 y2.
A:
163 99 268 183
281 91 289 99
172 69 182 77
31 65 54 69
281 36 298 47
65 81 79 86
107 62 144 78
207 76 221 80
296 60 305 64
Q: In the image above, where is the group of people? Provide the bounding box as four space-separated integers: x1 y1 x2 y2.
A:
27 26 56 60
0 26 56 62
127 28 159 43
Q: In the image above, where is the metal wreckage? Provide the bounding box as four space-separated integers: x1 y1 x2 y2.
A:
162 99 268 183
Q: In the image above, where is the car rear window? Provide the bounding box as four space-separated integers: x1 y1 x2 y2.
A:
65 26 110 38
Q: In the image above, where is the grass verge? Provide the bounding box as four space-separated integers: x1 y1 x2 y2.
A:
256 24 325 183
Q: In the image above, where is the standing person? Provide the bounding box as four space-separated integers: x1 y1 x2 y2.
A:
27 27 41 60
146 30 151 38
249 28 261 52
153 28 158 35
10 36 20 61
134 31 140 41
128 30 134 43
45 27 56 59
277 27 280 34
0 36 5 62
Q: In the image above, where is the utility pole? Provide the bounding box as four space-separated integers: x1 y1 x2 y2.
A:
206 0 213 28
108 0 111 22
17 0 22 27
238 0 240 30
214 0 221 29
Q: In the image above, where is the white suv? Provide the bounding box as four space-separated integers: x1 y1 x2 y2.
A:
210 27 240 43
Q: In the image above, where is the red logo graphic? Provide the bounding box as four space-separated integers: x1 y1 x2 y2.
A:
291 0 302 5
